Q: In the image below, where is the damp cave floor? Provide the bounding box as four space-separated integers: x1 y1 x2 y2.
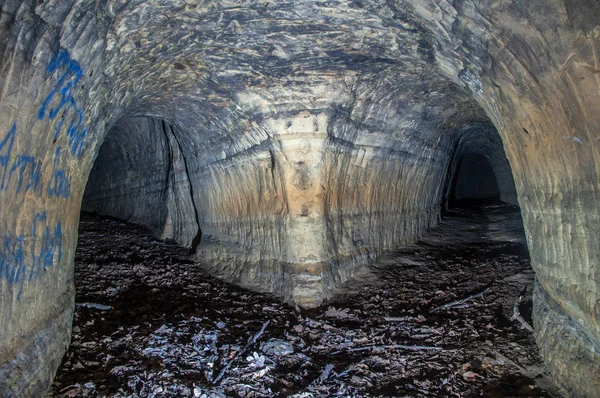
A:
49 205 562 398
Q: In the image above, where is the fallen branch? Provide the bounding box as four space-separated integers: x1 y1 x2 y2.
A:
383 316 415 322
212 320 270 385
317 363 334 383
430 286 491 313
76 302 113 311
58 385 81 394
330 344 445 356
510 291 534 332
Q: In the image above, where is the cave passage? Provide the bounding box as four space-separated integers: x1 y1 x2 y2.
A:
451 153 501 206
83 116 202 250
50 73 551 393
49 123 556 396
2 2 600 396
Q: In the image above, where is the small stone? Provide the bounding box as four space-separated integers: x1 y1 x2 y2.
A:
259 338 294 358
463 371 479 380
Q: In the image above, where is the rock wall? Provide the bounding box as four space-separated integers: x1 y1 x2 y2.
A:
85 99 492 307
83 117 200 245
0 0 599 396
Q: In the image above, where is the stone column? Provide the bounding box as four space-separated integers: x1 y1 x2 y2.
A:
270 111 330 307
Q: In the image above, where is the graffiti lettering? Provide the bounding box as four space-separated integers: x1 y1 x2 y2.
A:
0 236 24 292
29 212 63 281
0 123 43 196
47 147 71 198
0 123 71 198
38 50 88 158
0 122 16 189
0 213 62 299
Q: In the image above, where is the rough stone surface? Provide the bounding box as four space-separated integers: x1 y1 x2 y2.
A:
0 0 599 396
260 338 295 358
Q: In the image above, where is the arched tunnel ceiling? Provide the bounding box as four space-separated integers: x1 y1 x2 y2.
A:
43 0 494 151
1 0 600 396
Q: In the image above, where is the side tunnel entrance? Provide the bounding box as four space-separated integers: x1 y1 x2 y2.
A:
83 117 171 235
83 116 201 249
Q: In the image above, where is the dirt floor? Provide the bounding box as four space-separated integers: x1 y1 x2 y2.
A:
49 205 562 397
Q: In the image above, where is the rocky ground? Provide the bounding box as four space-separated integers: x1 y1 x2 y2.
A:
49 204 561 398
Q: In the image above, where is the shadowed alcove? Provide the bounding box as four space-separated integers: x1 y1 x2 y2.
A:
83 116 202 250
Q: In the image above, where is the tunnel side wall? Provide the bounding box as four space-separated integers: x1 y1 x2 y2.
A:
407 1 600 394
0 2 107 396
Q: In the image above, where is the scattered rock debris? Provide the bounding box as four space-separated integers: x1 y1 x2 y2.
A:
50 205 562 397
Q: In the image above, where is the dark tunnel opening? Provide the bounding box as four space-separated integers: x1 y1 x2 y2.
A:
450 153 501 207
82 116 202 250
441 125 520 216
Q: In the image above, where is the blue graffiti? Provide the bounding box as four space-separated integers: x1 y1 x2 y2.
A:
38 50 88 158
0 213 62 299
0 123 70 198
9 154 43 196
0 236 24 294
47 147 71 198
0 122 15 189
29 212 63 281
0 123 43 196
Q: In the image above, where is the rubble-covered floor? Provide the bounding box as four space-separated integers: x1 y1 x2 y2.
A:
49 205 561 397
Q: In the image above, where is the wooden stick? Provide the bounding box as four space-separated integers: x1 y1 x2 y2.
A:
76 302 113 311
383 316 415 322
510 295 534 332
430 286 491 313
330 344 445 356
212 320 270 385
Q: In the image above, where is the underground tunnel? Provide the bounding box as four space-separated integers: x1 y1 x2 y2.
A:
451 153 501 205
1 0 599 397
